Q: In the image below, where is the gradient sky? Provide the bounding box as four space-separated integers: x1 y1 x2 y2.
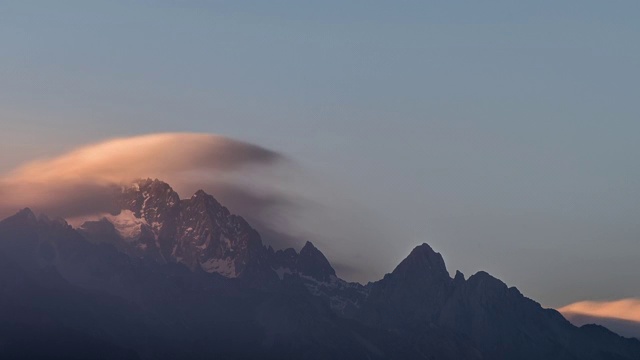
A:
1 1 639 308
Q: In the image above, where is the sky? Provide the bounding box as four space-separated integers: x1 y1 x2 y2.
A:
1 1 639 309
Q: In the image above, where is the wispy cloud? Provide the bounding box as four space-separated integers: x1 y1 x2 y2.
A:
558 298 640 339
558 298 640 323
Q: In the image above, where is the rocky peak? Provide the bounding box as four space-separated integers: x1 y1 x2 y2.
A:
120 179 180 224
297 241 336 281
466 271 507 290
391 243 450 283
186 189 225 216
0 208 44 228
94 180 269 279
2 208 38 226
358 243 453 327
453 270 465 284
462 271 514 305
78 180 331 285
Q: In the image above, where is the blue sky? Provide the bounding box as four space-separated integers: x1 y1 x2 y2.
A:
1 1 639 307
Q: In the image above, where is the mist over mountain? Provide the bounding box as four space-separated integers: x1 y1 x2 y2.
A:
0 133 390 284
0 179 638 359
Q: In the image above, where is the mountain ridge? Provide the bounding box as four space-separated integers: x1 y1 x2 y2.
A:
0 178 638 359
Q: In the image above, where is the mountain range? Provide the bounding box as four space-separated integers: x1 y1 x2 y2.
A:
0 178 638 359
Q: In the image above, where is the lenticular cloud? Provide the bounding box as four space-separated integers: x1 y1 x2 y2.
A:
5 133 281 183
0 133 284 219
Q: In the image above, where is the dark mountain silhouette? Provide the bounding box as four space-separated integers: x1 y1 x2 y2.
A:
562 312 640 340
0 179 638 359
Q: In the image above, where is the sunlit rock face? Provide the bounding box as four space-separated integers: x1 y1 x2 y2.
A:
82 178 269 279
81 178 342 285
78 178 370 314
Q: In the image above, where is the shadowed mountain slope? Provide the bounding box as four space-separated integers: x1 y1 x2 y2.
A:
0 180 638 359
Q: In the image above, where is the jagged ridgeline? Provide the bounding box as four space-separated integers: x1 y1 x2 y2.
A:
0 179 638 360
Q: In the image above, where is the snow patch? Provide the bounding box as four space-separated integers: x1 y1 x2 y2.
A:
151 221 162 233
201 257 237 278
273 267 293 280
105 210 148 241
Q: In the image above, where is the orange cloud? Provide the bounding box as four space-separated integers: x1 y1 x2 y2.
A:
0 133 285 219
4 132 281 184
558 298 640 323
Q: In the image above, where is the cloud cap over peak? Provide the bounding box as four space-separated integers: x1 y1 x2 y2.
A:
5 132 283 184
0 132 285 219
0 131 387 284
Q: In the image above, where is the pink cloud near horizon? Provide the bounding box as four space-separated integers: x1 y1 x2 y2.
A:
558 298 640 339
558 298 640 324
